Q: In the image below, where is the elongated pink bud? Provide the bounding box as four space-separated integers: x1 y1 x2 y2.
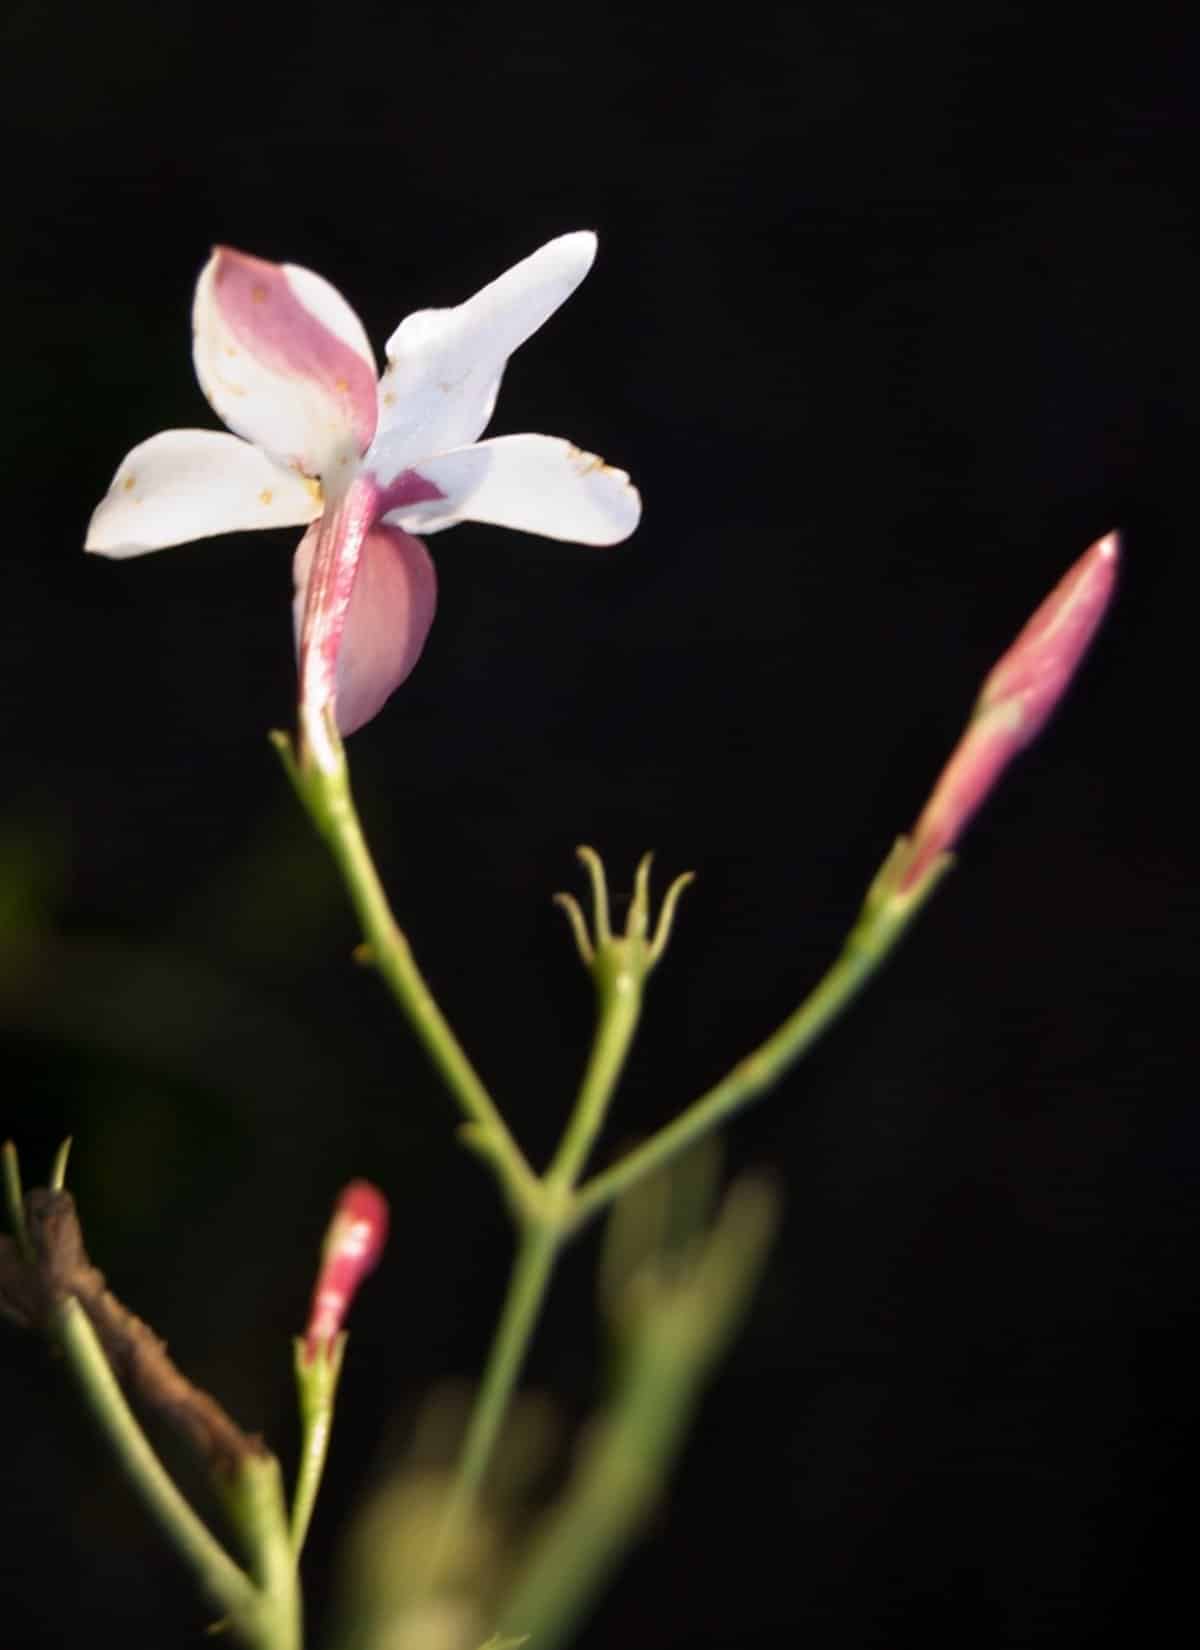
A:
900 531 1119 890
304 1180 389 1361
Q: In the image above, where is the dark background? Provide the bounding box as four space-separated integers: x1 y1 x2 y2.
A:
1 4 1196 1646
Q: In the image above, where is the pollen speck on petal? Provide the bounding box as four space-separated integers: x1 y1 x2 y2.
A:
86 429 323 558
567 444 606 476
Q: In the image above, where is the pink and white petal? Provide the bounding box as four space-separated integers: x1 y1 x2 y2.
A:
379 434 641 546
193 247 378 478
367 232 597 480
293 521 437 735
85 429 322 558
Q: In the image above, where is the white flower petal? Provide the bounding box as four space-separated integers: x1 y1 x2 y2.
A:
85 429 323 558
368 232 597 479
293 521 437 735
193 247 378 479
379 434 641 546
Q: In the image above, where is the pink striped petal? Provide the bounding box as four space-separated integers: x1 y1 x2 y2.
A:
367 232 597 482
294 519 437 737
194 247 378 479
378 433 640 545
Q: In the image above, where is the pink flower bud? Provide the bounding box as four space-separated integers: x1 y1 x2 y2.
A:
304 1180 389 1361
900 531 1119 891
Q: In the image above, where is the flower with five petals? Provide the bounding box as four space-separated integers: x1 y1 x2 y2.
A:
86 233 640 768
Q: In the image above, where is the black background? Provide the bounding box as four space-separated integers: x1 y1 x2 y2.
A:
1 4 1197 1647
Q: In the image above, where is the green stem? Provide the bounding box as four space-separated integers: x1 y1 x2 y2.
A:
572 857 948 1228
546 962 643 1192
52 1298 262 1634
289 1407 330 1557
434 1221 561 1568
498 1181 778 1650
223 1454 303 1650
499 1396 663 1650
275 734 540 1224
289 1335 345 1557
2 1139 33 1261
439 950 647 1553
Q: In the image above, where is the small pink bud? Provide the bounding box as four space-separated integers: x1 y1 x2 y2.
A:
303 1180 389 1361
900 531 1119 891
